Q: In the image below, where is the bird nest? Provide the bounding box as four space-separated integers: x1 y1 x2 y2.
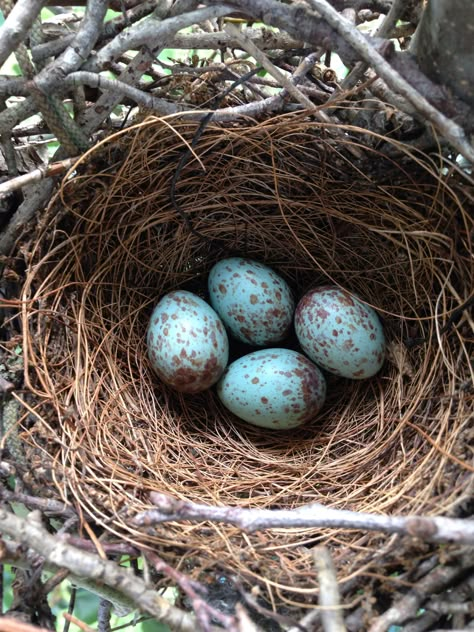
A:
18 112 473 609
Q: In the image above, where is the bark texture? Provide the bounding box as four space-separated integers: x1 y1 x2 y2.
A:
411 0 474 107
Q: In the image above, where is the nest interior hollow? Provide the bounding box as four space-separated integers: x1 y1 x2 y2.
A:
21 113 473 606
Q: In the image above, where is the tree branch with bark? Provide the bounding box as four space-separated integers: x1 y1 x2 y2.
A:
134 492 474 545
0 507 233 632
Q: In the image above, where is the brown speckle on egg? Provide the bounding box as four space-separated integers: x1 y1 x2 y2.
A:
147 290 229 393
217 348 326 429
208 257 295 345
295 286 385 379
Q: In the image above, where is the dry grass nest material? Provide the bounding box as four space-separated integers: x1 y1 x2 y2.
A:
20 112 473 607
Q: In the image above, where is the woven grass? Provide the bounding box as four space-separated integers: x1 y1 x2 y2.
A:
19 111 473 608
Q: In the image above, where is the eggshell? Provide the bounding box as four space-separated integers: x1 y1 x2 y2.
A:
208 257 294 346
217 348 326 429
147 290 229 393
295 286 385 379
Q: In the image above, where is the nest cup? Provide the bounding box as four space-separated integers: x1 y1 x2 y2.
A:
21 113 473 607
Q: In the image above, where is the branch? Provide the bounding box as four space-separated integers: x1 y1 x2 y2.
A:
339 0 406 90
312 546 347 632
170 28 306 52
0 178 55 257
224 23 318 112
0 157 79 199
0 487 74 516
204 0 379 66
0 0 109 138
88 5 235 72
367 554 474 632
0 508 218 632
297 0 474 160
146 550 239 632
216 0 474 160
0 0 45 69
66 70 297 122
134 493 474 545
32 27 306 66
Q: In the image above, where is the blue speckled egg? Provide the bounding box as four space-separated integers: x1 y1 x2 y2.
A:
217 348 326 429
295 286 385 379
208 257 294 346
147 290 229 393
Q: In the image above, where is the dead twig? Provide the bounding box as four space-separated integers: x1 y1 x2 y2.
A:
312 546 347 632
134 492 474 546
367 556 474 632
0 619 52 632
0 0 45 69
146 550 240 632
97 599 112 632
300 0 474 161
339 0 406 91
224 23 323 115
0 508 223 632
0 487 74 516
217 0 474 160
0 157 79 199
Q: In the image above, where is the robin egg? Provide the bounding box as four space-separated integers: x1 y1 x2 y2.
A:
295 286 385 379
147 290 229 393
217 348 326 429
208 257 294 346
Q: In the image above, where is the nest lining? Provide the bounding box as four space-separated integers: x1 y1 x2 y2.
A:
20 113 473 607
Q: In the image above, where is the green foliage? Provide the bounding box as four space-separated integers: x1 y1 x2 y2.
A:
49 584 172 632
2 566 14 611
2 566 171 632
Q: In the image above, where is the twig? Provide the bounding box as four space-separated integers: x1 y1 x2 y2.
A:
0 488 74 516
79 46 163 135
62 585 76 632
0 99 38 135
0 620 51 632
238 588 301 630
224 23 322 114
146 550 239 632
0 537 132 617
102 0 162 39
0 157 79 199
42 568 70 594
0 0 45 69
0 0 109 138
402 571 474 631
294 0 474 160
63 536 139 556
171 28 305 52
66 71 186 116
37 0 108 84
134 492 474 545
367 556 474 632
339 0 406 91
0 508 222 632
32 1 215 64
88 5 234 72
66 69 300 123
215 0 474 160
97 599 112 632
0 178 55 257
313 546 347 632
62 614 95 632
